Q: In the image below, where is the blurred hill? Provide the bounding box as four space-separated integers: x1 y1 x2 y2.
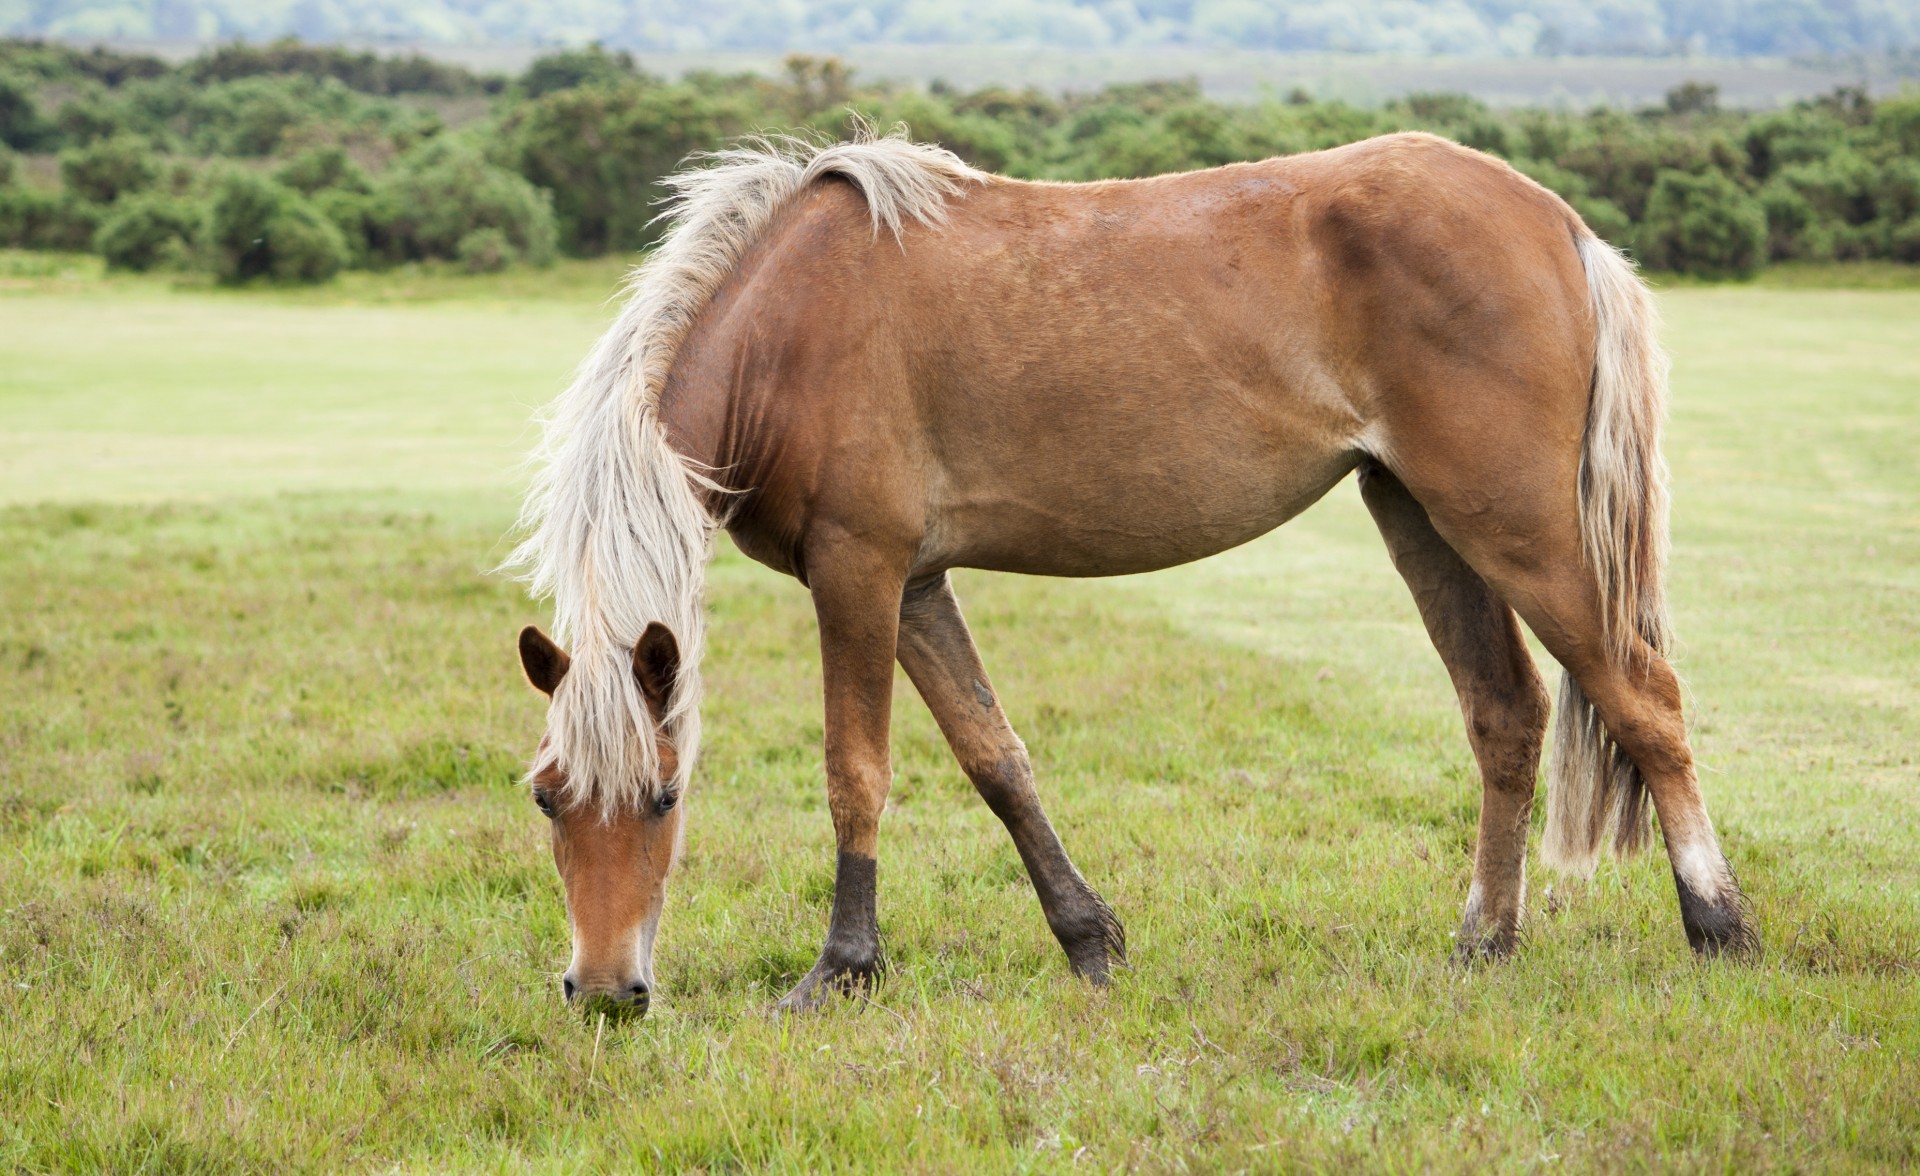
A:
7 0 1919 59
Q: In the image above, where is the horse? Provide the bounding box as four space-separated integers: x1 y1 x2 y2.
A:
504 128 1757 1015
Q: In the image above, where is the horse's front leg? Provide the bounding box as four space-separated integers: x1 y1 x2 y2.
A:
896 573 1124 981
774 541 907 1013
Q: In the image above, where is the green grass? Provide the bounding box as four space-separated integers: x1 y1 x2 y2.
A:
1 262 1916 1171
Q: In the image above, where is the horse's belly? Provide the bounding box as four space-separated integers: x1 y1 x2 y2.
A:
930 437 1358 578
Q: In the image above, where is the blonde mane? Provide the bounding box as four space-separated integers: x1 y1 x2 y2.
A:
504 129 984 814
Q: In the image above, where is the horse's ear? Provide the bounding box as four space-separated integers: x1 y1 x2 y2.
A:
632 622 680 718
518 626 570 697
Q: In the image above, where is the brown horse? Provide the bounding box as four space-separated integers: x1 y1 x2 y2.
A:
505 128 1756 1015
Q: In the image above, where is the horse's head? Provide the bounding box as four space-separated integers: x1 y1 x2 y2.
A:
517 622 685 1018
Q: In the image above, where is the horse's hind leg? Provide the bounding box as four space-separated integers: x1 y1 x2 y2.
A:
1518 587 1754 956
1358 463 1551 961
1399 465 1758 958
896 573 1125 981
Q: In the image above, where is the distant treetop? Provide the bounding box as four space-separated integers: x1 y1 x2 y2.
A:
7 0 1919 58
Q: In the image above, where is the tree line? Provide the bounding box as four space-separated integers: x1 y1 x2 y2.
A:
3 39 1918 284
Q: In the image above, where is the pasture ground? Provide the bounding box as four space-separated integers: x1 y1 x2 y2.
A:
1 251 1916 1171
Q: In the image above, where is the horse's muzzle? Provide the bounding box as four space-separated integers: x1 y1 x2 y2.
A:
563 974 650 1018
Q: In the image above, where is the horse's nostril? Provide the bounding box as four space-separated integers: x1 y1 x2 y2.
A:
627 982 650 1003
562 976 578 1001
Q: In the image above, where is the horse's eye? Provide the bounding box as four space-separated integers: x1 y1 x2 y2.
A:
533 790 557 819
654 791 680 816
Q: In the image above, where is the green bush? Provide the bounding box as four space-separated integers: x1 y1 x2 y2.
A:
93 191 200 270
509 80 756 255
1869 91 1920 159
1557 122 1745 220
0 69 53 150
1871 157 1920 228
58 133 158 203
456 226 510 273
258 203 348 282
0 187 102 248
1775 151 1878 229
371 138 556 266
202 169 347 284
1892 216 1920 263
1758 179 1834 261
1635 168 1767 279
1744 106 1848 182
311 187 374 267
275 145 372 195
520 44 643 99
195 75 311 156
135 75 439 158
50 86 123 148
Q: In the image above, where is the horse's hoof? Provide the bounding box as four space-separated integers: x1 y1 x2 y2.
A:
1687 912 1761 961
771 958 879 1014
1060 898 1127 984
1449 926 1519 967
1052 887 1121 980
1677 874 1760 961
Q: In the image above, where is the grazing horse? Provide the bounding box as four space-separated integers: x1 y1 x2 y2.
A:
505 129 1756 1015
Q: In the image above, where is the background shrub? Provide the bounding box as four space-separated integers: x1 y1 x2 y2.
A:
1635 168 1768 279
275 145 372 196
1 69 54 149
311 187 374 267
519 44 643 99
1759 180 1833 260
456 226 510 273
93 191 200 270
58 133 158 203
0 187 101 248
508 81 754 255
371 138 556 266
1892 217 1920 262
202 168 347 283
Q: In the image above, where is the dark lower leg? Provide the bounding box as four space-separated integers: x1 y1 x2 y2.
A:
776 548 905 1013
1360 464 1548 961
967 753 1124 979
898 574 1124 980
811 850 883 978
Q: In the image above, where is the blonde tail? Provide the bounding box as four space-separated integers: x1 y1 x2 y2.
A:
1541 233 1674 876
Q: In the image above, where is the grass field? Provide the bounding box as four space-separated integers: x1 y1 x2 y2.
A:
1 253 1916 1171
